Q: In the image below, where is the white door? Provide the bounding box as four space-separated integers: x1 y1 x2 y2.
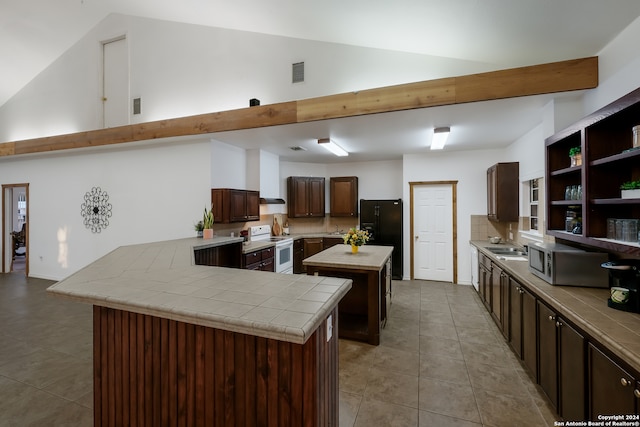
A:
413 183 454 282
103 37 129 128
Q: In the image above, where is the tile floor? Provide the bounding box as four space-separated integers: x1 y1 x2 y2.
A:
0 273 558 426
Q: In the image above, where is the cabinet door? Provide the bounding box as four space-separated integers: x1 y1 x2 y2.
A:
323 237 343 250
558 317 585 421
243 250 261 268
261 256 274 272
304 238 324 259
491 263 502 327
293 239 304 273
307 177 326 217
522 287 537 379
287 177 309 218
330 176 358 217
500 270 510 338
245 190 260 221
508 277 523 358
487 162 519 222
589 344 637 418
229 190 248 222
538 302 558 409
479 264 491 310
487 166 497 219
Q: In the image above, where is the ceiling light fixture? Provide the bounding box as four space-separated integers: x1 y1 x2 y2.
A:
431 127 450 150
318 138 348 156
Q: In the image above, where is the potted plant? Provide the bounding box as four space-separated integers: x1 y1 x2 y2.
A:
342 228 369 253
620 180 640 199
194 220 204 238
569 146 582 167
202 205 214 239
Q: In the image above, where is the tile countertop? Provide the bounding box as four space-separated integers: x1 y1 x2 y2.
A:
303 244 393 271
470 240 640 374
46 238 352 345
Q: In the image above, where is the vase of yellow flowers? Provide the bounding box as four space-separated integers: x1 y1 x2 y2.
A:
343 228 369 253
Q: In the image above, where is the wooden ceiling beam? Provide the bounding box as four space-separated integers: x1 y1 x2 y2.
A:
0 57 597 158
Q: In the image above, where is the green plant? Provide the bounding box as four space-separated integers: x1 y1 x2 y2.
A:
569 146 581 157
194 220 204 232
203 205 214 229
620 180 640 190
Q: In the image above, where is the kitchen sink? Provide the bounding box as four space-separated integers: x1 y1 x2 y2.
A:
487 247 528 257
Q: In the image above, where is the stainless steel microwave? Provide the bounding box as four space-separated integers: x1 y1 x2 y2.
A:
528 242 609 287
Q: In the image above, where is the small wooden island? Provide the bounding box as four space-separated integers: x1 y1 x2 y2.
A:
47 237 352 426
303 244 393 346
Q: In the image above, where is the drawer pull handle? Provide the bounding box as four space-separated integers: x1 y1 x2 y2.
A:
634 389 640 398
548 315 556 321
621 378 631 387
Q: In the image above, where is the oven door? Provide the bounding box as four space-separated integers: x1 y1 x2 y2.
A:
275 242 294 274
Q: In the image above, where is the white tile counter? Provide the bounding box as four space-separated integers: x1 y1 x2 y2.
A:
47 237 352 345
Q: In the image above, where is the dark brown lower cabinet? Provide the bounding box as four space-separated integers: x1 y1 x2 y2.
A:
538 302 559 408
490 263 503 330
521 285 537 380
478 255 491 311
558 317 586 421
508 277 523 359
538 302 586 419
193 242 242 268
293 239 304 274
302 238 324 274
589 344 638 418
476 247 640 422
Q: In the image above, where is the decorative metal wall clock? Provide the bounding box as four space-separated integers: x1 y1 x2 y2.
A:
81 187 112 233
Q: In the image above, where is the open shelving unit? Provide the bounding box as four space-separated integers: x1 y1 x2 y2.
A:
546 87 640 256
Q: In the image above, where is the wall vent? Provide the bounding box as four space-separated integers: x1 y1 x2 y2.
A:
292 62 304 83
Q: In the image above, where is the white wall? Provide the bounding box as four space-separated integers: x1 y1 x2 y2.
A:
584 16 640 114
403 149 506 283
0 138 211 280
211 140 247 189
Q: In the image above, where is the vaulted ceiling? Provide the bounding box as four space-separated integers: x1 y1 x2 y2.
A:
3 1 640 161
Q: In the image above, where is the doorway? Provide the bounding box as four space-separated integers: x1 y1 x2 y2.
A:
2 184 29 275
410 181 457 283
102 35 129 128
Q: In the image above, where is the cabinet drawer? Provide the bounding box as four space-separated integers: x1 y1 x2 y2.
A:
243 247 275 268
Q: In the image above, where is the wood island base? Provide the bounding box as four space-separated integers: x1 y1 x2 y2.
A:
93 305 339 426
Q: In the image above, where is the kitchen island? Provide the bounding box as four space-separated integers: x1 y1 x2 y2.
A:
303 244 392 345
47 237 352 426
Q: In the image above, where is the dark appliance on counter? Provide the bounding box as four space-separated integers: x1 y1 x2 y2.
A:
360 199 403 279
601 260 640 313
528 241 608 287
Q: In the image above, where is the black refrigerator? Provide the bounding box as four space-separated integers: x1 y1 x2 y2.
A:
359 199 403 279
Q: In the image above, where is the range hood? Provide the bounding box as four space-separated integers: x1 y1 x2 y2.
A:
260 197 285 204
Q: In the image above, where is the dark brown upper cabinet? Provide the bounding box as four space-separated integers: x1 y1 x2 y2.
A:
330 176 358 217
287 177 325 218
211 188 260 223
487 162 519 222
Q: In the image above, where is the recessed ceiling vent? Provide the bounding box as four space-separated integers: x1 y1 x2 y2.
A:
292 62 304 83
289 146 307 151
